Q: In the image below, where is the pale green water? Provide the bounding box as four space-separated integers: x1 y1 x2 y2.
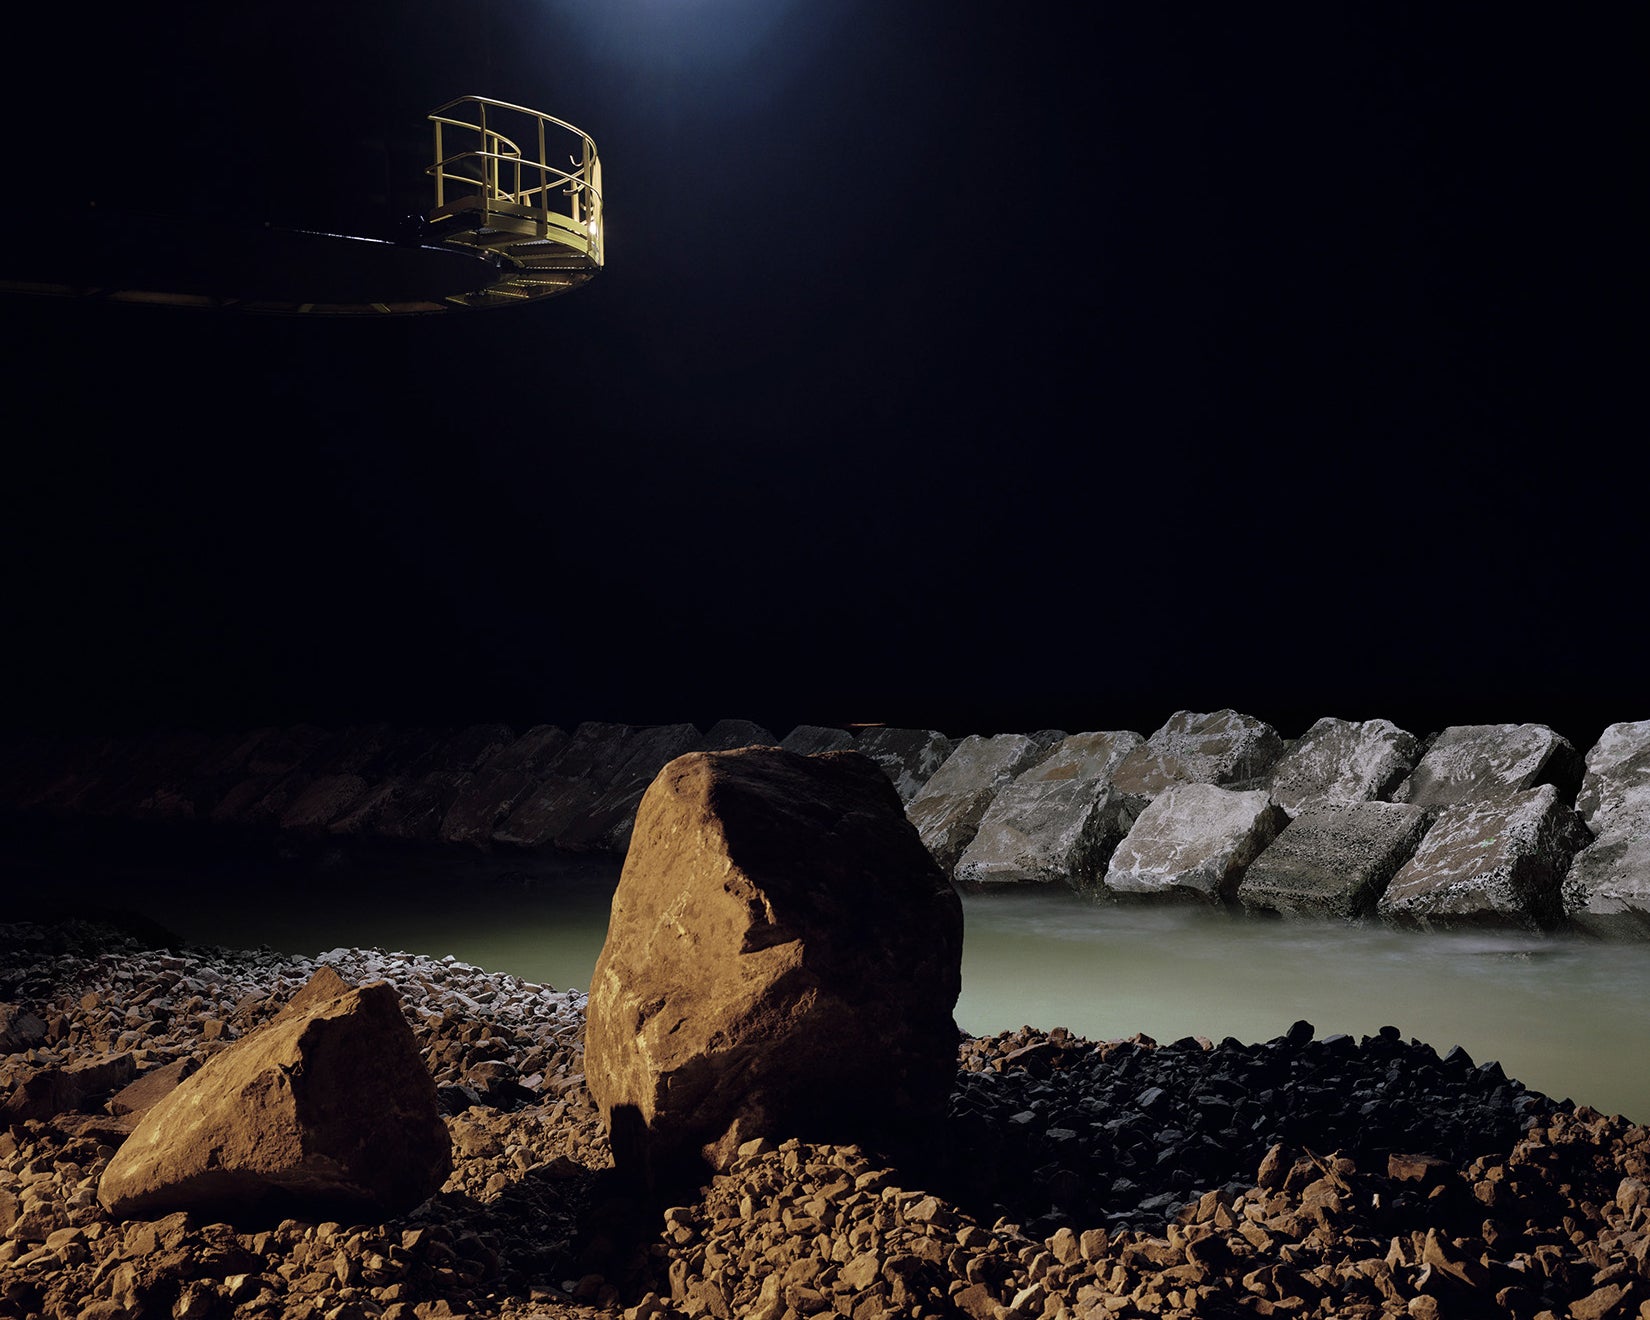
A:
19 836 1650 1124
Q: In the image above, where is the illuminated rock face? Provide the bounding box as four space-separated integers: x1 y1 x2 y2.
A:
1377 786 1595 930
1104 783 1287 904
97 973 450 1224
953 731 1145 889
1393 723 1584 808
906 732 1064 873
1109 710 1284 801
1265 717 1420 816
1565 720 1650 939
1237 800 1433 918
585 747 963 1184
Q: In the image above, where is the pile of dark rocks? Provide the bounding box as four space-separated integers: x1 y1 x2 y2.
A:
3 922 1648 1320
945 1022 1545 1237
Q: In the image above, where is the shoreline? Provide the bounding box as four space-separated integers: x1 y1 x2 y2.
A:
4 920 1649 1318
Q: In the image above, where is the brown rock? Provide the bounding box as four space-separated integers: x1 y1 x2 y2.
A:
0 1002 48 1052
585 747 963 1184
107 1057 200 1116
97 974 450 1223
1 1052 136 1122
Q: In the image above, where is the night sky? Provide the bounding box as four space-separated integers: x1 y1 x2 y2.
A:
2 3 1641 750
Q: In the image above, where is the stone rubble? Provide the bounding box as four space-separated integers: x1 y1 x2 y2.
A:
4 922 1648 1319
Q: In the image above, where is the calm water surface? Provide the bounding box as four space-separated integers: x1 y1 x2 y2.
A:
16 832 1649 1124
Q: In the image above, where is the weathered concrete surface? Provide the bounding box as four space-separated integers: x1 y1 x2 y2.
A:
1378 785 1595 930
953 731 1145 889
98 974 450 1223
780 725 855 755
1265 717 1420 815
1237 801 1434 919
1109 710 1285 800
1565 720 1650 939
854 727 956 804
1393 723 1585 808
906 733 1061 873
585 748 962 1183
1104 783 1288 904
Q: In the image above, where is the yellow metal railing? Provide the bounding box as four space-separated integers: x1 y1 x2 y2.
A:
427 95 603 265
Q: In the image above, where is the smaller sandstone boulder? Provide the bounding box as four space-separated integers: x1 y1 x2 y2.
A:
97 973 450 1223
1378 786 1595 930
1393 724 1584 808
1265 717 1419 815
1110 710 1284 800
1104 783 1287 904
853 727 956 803
1237 801 1433 919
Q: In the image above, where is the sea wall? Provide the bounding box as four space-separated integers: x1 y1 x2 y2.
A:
2 712 1646 937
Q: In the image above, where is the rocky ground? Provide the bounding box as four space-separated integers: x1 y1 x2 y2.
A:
2 920 1648 1320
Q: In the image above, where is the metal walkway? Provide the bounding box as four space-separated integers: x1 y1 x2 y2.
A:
0 95 603 315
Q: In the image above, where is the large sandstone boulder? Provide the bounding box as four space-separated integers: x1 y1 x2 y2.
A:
854 727 956 803
585 747 963 1185
1377 786 1595 930
1393 723 1584 808
1265 717 1420 816
905 733 1062 873
98 973 450 1223
953 731 1144 889
1104 783 1287 904
1565 721 1650 939
1109 710 1284 800
1237 801 1433 919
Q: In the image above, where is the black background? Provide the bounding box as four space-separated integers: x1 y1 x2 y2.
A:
2 2 1641 748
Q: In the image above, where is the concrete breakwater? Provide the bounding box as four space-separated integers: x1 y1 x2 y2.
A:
2 712 1647 938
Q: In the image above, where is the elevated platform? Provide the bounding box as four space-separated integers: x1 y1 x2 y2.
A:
0 96 602 315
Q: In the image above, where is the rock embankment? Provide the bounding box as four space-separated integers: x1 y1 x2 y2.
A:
5 713 1647 935
3 921 1649 1319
